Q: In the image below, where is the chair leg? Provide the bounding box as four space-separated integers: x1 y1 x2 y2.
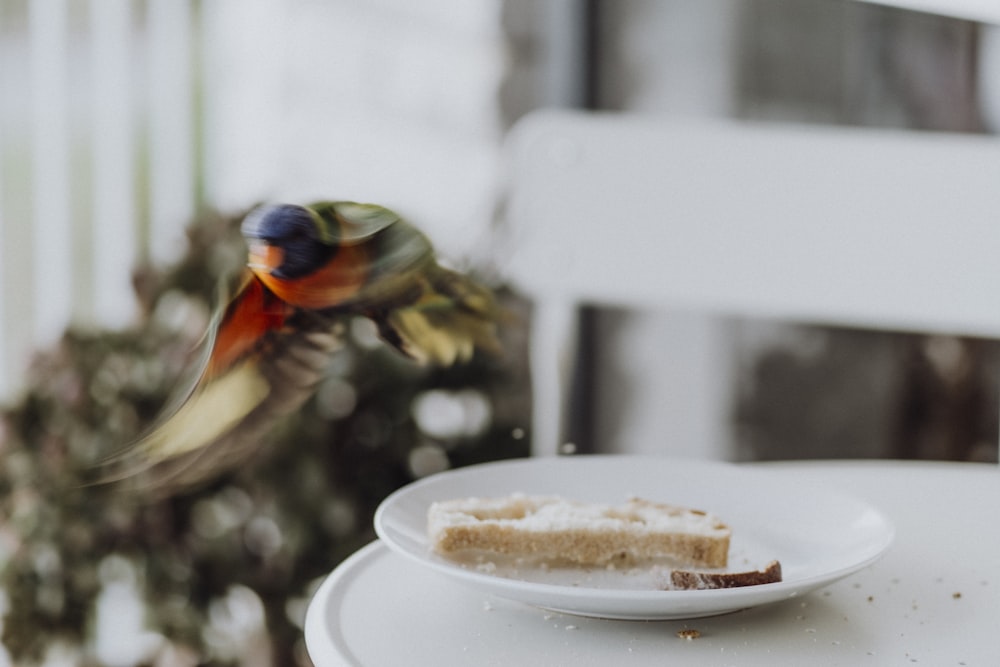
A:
530 300 578 457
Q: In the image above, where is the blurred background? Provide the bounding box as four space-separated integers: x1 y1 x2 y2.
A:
0 0 998 665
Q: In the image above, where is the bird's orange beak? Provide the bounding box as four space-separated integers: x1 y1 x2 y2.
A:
247 240 284 275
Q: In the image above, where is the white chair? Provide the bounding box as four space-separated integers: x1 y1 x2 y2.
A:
502 109 1000 458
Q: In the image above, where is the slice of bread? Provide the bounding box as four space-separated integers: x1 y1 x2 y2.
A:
427 494 731 568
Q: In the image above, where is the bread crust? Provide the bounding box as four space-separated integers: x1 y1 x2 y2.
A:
427 494 731 568
670 560 782 590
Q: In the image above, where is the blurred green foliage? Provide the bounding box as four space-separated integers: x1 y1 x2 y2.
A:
0 210 529 665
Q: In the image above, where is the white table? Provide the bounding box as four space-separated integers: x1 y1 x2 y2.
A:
305 460 999 666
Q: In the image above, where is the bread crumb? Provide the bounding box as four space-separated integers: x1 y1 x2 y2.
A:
952 592 962 599
676 629 701 640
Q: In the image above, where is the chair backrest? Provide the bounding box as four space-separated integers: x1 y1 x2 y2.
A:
502 109 1000 457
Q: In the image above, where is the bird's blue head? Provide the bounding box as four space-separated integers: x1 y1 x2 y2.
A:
242 204 335 280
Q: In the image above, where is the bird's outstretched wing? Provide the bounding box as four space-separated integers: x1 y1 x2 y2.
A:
365 263 502 366
100 272 324 492
105 309 343 494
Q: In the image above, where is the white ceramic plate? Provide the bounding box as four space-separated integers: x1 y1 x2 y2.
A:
374 456 894 620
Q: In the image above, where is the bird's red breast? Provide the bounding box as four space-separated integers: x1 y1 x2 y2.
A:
207 274 291 377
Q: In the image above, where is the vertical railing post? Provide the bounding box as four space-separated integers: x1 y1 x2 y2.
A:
147 0 196 265
90 0 138 329
28 0 73 347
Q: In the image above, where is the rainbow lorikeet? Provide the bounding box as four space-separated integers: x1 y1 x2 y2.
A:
109 201 501 491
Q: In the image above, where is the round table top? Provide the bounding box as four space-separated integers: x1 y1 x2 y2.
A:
305 459 999 666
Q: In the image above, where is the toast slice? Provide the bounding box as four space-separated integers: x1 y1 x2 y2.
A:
427 494 731 568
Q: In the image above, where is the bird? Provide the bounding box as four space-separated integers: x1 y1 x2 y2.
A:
107 200 501 492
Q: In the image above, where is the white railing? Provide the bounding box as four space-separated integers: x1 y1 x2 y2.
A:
1 0 509 404
0 0 199 400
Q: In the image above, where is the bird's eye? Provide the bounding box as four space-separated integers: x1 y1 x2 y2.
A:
288 226 312 241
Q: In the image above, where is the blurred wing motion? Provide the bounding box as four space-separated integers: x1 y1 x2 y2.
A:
107 201 501 492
